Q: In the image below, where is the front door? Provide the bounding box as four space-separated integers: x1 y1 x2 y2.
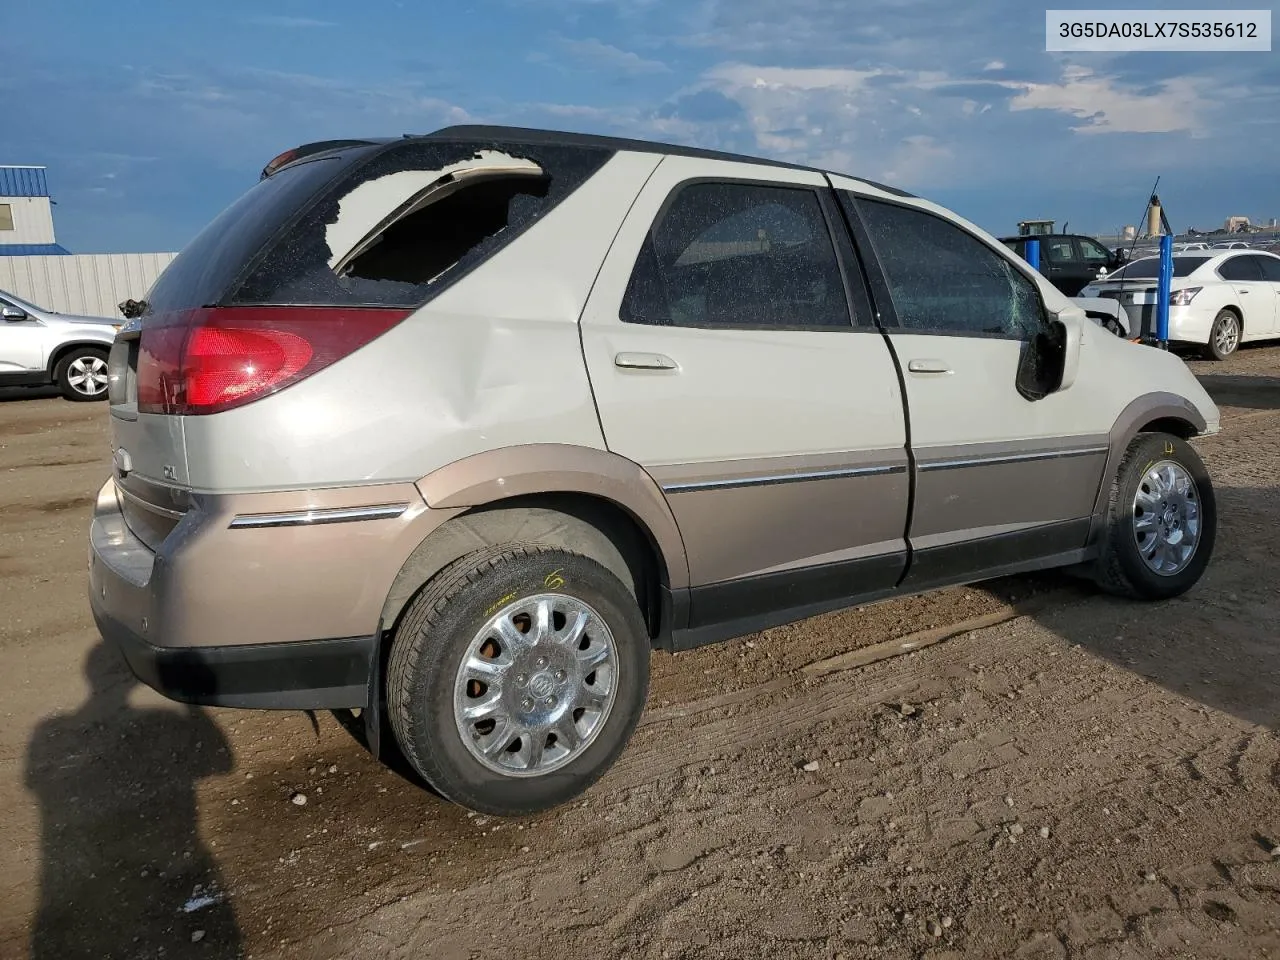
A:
0 297 46 375
1077 236 1117 284
834 184 1111 588
579 157 911 632
1222 255 1280 337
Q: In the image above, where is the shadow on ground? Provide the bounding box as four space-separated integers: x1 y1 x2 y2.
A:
1195 373 1280 412
0 386 61 403
1000 481 1280 733
24 644 242 959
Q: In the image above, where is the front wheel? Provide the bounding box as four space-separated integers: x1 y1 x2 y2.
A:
1093 432 1216 600
54 347 110 401
386 544 650 816
1203 309 1240 361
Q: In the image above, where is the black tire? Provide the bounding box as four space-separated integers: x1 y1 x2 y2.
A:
386 543 650 816
54 346 110 402
1093 432 1216 601
1203 309 1241 361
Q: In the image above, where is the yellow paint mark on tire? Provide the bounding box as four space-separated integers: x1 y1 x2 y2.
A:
544 569 566 590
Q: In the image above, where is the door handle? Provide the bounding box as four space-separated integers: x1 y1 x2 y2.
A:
907 359 953 375
1237 289 1250 294
614 352 678 371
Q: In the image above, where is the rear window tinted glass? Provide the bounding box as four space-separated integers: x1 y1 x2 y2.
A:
143 154 364 315
622 181 851 328
1043 238 1075 262
1111 256 1208 279
1258 255 1280 282
1217 255 1265 282
232 140 611 308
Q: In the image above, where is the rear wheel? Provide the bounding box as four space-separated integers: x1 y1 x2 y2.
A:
1093 432 1216 600
54 347 110 401
1203 309 1240 361
386 543 650 816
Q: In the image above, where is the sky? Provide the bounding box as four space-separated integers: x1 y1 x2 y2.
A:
2 0 1277 253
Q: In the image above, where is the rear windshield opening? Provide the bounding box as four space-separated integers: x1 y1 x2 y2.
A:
340 174 551 286
224 139 613 308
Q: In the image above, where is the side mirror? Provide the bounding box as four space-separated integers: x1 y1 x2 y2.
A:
1052 311 1083 392
2 306 27 322
1015 310 1083 401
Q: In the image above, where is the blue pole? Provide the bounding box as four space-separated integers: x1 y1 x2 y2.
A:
1155 233 1173 347
1025 239 1040 272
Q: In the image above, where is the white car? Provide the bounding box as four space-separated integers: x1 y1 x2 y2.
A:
1081 250 1280 359
0 289 122 400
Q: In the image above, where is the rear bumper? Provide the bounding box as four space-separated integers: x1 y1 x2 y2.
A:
88 481 374 708
95 609 375 710
86 476 450 709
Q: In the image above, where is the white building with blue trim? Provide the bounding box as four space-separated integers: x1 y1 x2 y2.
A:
0 165 71 256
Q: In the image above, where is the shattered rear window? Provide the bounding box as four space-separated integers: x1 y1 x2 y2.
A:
228 139 613 308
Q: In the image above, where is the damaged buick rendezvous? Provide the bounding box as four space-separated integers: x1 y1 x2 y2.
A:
90 126 1220 816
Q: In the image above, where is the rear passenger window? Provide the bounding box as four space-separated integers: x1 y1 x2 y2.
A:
1258 256 1280 282
621 182 851 329
1044 238 1075 263
1218 256 1264 282
852 196 1043 339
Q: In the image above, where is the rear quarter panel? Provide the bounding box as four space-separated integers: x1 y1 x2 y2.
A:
181 151 662 493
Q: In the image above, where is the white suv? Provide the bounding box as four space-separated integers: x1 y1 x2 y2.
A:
88 127 1221 816
0 289 120 400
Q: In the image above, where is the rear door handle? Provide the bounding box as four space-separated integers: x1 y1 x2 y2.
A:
907 359 953 375
614 352 677 371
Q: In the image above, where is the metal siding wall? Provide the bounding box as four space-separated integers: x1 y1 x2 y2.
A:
0 196 56 244
0 253 178 318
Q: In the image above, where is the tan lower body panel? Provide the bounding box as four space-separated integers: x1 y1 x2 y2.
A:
89 477 461 649
648 449 911 586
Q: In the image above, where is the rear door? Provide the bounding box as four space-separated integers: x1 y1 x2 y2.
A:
580 156 910 628
1218 255 1277 338
1257 255 1280 336
834 184 1111 588
1041 236 1087 294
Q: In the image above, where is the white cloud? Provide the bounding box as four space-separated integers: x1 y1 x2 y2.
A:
556 37 670 74
983 60 1005 71
1000 66 1206 135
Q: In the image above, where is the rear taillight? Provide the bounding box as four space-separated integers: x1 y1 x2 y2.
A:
136 306 409 415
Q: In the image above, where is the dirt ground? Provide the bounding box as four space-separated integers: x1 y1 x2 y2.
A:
1 346 1278 960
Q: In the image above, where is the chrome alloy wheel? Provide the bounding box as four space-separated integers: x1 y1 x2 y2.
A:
1132 459 1202 576
67 356 109 397
1213 313 1240 356
453 593 618 777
